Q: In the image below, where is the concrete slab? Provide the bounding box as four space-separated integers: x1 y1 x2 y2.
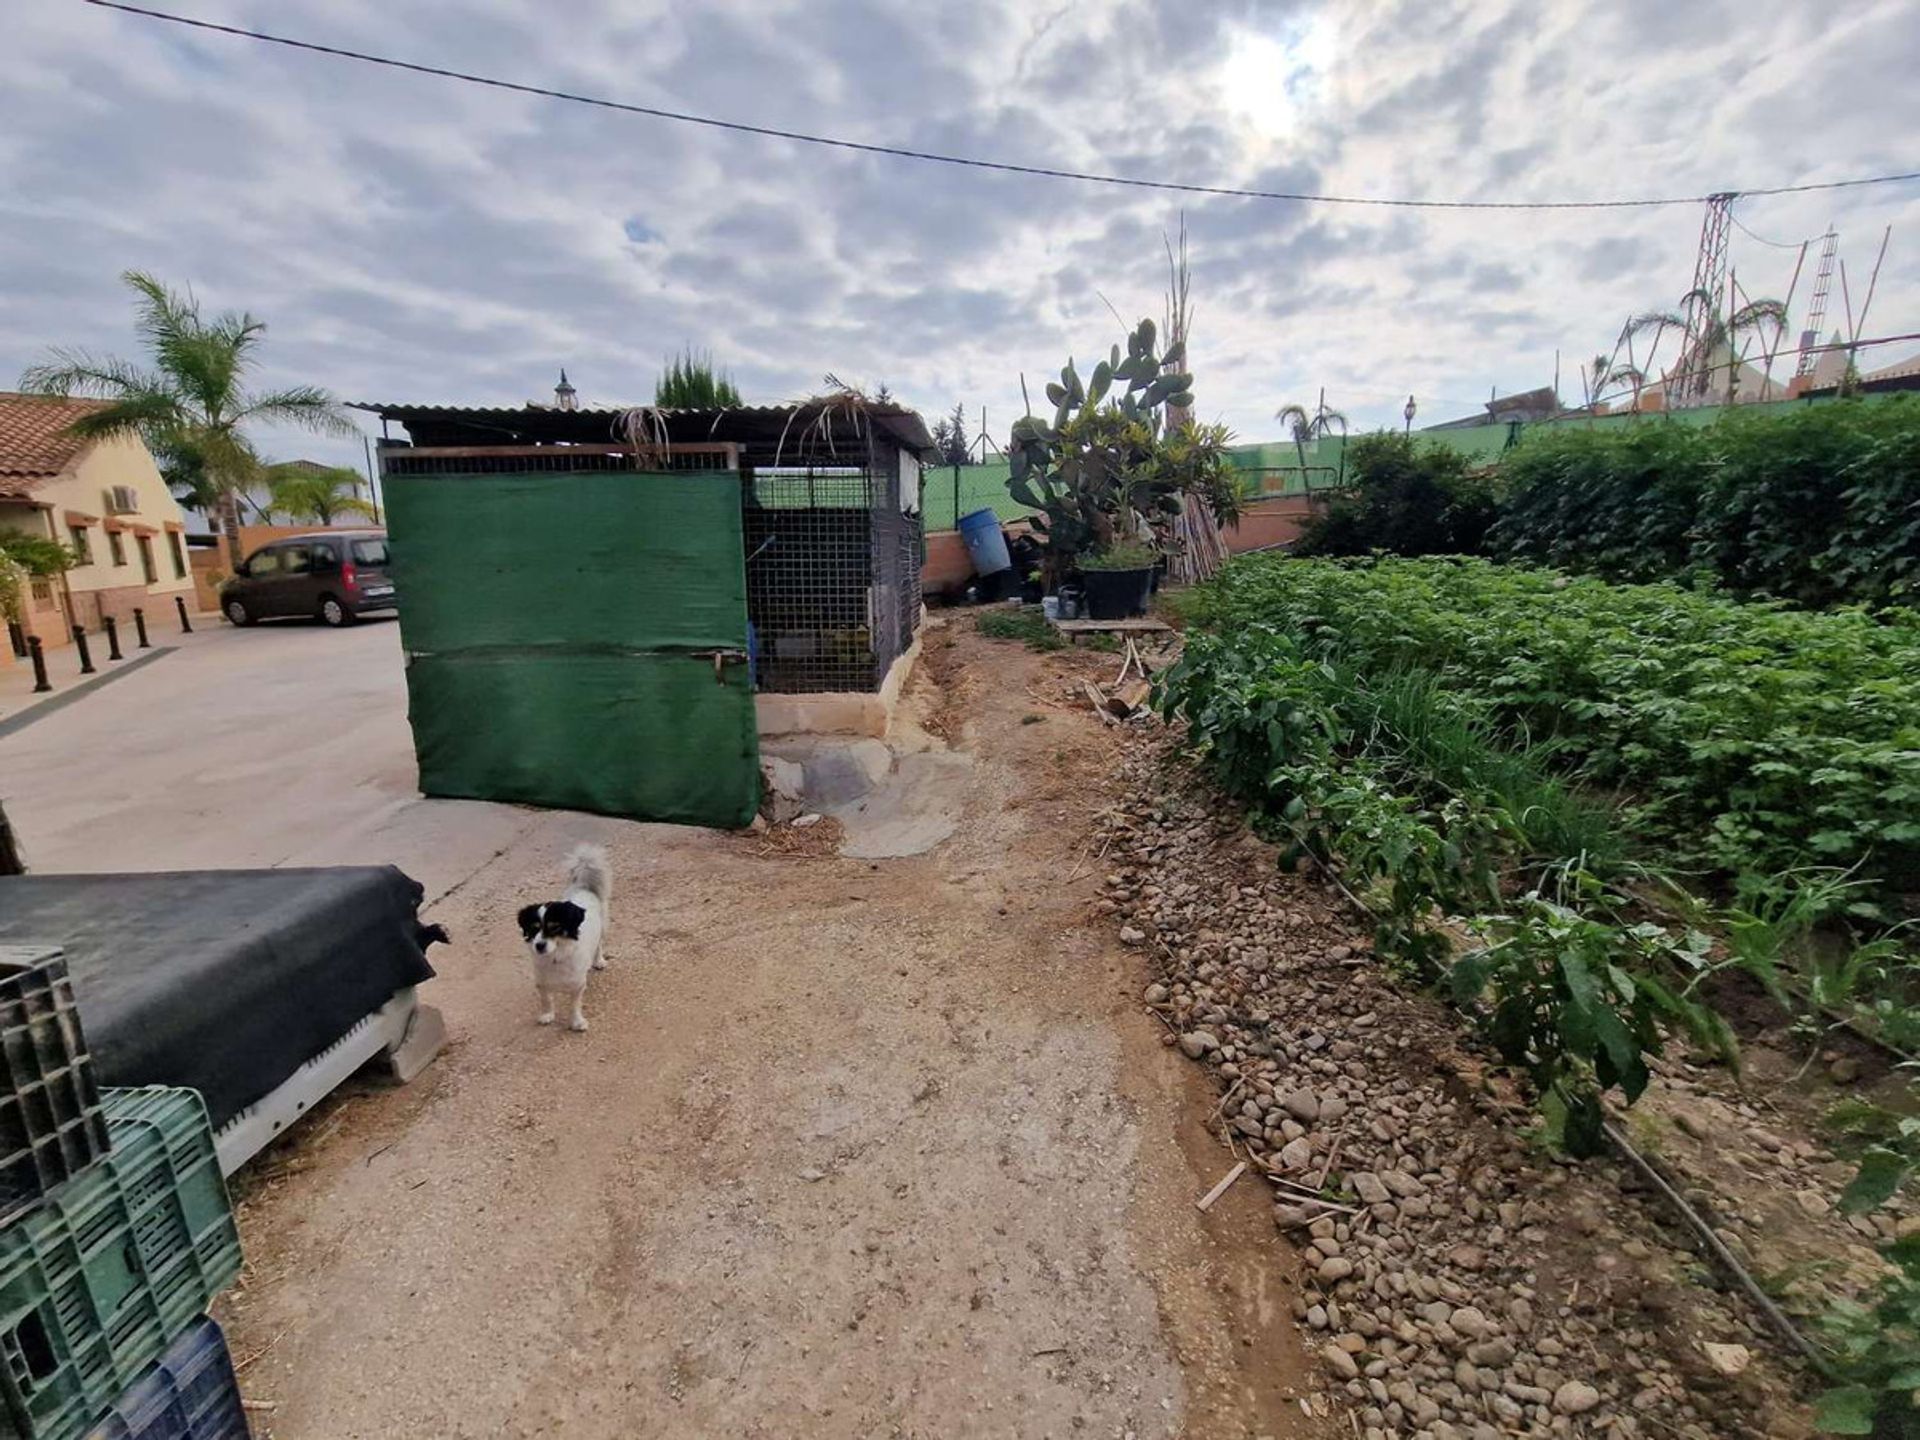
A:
829 750 973 858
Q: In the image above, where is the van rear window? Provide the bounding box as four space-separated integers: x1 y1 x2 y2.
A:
352 539 389 566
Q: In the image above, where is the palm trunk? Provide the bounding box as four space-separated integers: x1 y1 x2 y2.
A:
219 490 244 569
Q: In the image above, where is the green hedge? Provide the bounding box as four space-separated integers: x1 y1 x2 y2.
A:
1493 398 1920 608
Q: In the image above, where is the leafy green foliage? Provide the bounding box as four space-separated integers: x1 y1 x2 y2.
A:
0 534 82 623
1813 1234 1920 1435
1454 898 1726 1156
930 403 972 467
1008 318 1227 580
1298 432 1499 557
1156 623 1728 1150
654 348 742 408
1081 542 1159 571
1182 556 1920 903
19 270 354 556
263 463 375 525
0 534 81 577
1494 399 1920 609
975 609 1062 651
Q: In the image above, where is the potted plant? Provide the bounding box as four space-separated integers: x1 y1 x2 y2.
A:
1078 541 1157 619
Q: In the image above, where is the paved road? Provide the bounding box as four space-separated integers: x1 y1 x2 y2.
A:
0 617 535 900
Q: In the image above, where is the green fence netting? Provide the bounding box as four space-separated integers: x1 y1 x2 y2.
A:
385 469 759 828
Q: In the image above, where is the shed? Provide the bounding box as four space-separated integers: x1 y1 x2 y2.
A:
354 397 934 829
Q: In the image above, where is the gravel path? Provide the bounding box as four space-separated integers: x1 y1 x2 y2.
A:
222 623 1330 1439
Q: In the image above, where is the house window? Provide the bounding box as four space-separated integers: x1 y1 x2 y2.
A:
168 531 186 578
69 526 91 564
29 579 52 605
107 530 126 566
136 535 157 585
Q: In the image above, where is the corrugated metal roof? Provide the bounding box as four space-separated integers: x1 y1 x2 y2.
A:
350 399 937 455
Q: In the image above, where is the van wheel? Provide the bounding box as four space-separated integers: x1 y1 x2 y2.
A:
318 595 351 627
224 599 254 627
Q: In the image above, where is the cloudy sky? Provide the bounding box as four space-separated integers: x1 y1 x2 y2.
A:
5 0 1918 471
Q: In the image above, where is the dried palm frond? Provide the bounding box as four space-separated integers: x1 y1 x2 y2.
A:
611 405 672 469
774 379 882 466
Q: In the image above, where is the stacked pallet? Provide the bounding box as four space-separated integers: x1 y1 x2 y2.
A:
0 946 249 1440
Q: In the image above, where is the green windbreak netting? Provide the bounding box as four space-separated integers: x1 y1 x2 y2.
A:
385 469 759 828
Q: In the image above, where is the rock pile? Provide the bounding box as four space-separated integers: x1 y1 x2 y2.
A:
1099 742 1806 1440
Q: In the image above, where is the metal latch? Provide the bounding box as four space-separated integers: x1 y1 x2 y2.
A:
689 648 749 684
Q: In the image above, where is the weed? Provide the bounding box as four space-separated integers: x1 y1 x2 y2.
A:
976 610 1062 651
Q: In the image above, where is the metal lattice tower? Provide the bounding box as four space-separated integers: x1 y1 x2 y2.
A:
1674 193 1735 405
1794 230 1839 378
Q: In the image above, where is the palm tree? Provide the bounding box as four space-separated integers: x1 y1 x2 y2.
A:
20 271 355 564
1275 396 1348 487
1627 288 1786 407
264 462 376 526
1582 353 1646 411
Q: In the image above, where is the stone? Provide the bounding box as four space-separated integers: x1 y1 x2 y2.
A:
1828 1056 1862 1085
1380 1170 1425 1198
792 812 823 828
1178 1030 1218 1059
758 755 808 822
1448 1306 1493 1341
1701 1342 1750 1377
1323 1345 1360 1381
1466 1339 1515 1368
1351 1172 1391 1205
1319 1256 1355 1283
1143 982 1168 1004
1553 1380 1601 1415
1278 1137 1315 1171
1120 926 1147 945
1281 1089 1322 1124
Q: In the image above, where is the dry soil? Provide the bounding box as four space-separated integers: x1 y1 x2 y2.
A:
222 621 1334 1439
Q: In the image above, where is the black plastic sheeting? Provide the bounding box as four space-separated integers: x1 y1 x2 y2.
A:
0 868 436 1130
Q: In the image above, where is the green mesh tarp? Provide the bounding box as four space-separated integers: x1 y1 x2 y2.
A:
385 469 759 828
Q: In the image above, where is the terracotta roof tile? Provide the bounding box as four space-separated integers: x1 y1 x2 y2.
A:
0 391 108 495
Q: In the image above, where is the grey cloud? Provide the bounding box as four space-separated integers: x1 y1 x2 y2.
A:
2 0 1915 464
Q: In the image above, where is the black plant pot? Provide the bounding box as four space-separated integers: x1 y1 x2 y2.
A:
1082 567 1152 620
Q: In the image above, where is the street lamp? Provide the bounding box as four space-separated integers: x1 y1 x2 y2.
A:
1403 394 1417 433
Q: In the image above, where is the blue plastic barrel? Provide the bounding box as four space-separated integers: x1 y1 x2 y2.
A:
957 508 1012 577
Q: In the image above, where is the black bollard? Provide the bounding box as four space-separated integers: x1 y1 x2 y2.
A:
103 615 123 661
174 594 193 633
71 626 95 675
5 619 23 659
132 607 151 649
27 636 50 694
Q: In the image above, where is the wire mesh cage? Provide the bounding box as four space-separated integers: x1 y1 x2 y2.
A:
743 464 921 694
378 431 924 698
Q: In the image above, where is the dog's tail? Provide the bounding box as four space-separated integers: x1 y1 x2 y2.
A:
566 843 612 905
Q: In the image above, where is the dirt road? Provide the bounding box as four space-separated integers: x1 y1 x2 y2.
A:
224 622 1329 1439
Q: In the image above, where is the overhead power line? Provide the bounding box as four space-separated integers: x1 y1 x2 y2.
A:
85 0 1920 214
1727 206 1815 251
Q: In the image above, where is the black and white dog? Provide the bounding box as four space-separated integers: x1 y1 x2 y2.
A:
516 844 611 1033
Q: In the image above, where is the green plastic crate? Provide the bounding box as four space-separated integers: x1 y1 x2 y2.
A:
0 1088 241 1440
0 947 112 1229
